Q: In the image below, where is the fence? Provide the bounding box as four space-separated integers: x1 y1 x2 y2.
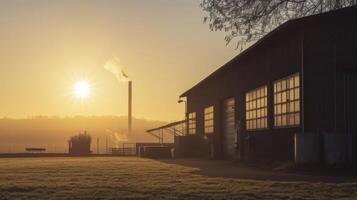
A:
110 143 136 156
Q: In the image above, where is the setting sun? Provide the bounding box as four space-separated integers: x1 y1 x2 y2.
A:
73 80 91 99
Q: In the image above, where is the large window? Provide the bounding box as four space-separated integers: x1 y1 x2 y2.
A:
188 112 196 134
245 86 268 130
204 106 214 134
274 73 300 127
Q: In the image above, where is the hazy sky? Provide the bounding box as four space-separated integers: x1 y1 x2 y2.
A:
0 0 237 121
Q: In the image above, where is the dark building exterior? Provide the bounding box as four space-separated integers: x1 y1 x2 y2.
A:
179 6 357 161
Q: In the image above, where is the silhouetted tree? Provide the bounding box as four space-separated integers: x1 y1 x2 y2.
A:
201 0 357 48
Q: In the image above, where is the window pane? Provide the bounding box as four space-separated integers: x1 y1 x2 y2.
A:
295 101 300 112
251 120 255 129
289 78 294 89
295 88 300 100
274 73 301 127
289 102 294 112
281 80 286 91
277 105 281 114
264 118 267 128
204 106 214 134
277 93 281 103
294 75 300 87
264 107 268 117
282 103 287 114
281 114 287 126
246 86 268 130
289 114 295 125
289 90 294 100
295 113 299 125
282 92 287 103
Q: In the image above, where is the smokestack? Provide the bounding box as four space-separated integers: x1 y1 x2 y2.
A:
128 81 132 134
97 138 99 154
104 57 132 134
105 136 108 154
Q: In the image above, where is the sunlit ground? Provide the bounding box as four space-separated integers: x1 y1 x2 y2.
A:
0 157 357 199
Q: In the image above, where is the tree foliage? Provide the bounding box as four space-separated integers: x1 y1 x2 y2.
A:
201 0 357 49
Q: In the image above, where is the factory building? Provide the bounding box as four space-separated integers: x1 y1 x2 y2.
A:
178 6 357 161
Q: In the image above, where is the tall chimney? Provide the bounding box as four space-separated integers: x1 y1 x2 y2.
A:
128 81 132 134
97 137 99 154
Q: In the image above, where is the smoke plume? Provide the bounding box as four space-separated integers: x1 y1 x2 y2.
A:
104 58 130 82
106 129 128 147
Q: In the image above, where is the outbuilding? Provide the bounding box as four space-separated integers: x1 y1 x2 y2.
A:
178 6 357 161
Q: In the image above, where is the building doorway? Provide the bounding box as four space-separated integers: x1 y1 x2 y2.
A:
223 98 236 159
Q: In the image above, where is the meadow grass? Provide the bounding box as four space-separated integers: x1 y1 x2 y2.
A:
0 157 357 199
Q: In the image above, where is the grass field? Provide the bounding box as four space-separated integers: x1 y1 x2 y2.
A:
1 157 357 200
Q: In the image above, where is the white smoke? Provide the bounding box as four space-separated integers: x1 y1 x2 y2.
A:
104 57 130 82
106 129 128 147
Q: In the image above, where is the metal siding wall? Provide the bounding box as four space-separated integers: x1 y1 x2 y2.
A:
303 24 337 133
186 28 302 160
348 73 357 161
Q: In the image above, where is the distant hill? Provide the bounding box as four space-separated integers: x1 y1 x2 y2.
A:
0 116 172 153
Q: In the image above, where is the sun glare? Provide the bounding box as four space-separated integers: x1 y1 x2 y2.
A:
73 80 91 99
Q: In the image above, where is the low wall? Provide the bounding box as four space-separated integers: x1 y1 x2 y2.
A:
294 133 321 165
174 135 210 158
295 132 352 165
141 146 172 159
136 143 173 157
323 133 349 165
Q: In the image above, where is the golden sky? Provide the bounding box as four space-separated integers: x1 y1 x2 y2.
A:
0 0 237 121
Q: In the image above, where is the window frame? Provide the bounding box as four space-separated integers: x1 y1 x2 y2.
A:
188 112 196 134
204 106 214 134
273 73 301 128
245 85 268 131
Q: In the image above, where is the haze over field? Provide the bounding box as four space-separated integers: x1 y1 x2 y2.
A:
0 116 169 153
0 0 238 154
0 0 237 121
